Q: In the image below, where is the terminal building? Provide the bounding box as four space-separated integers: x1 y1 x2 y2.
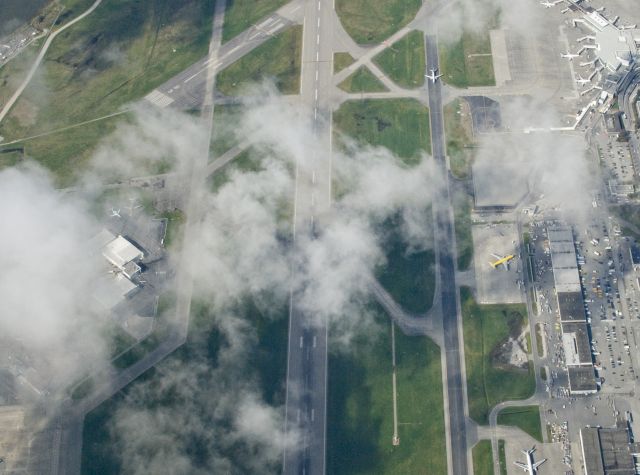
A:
580 421 640 475
574 7 640 72
472 162 529 212
548 225 598 394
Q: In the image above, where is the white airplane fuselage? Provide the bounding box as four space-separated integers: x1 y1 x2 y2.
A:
514 448 545 475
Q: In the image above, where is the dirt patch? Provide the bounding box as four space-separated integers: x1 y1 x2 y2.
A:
491 314 530 371
11 99 39 127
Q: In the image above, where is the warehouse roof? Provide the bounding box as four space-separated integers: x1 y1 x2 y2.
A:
103 235 144 270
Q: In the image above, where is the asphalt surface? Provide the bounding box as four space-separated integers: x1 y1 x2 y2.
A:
145 2 304 110
425 35 469 475
282 0 334 474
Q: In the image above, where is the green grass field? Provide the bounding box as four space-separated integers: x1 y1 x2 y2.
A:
160 209 185 250
438 26 497 88
0 148 25 169
70 376 94 400
473 440 495 475
444 98 475 179
461 287 536 425
498 440 507 475
216 25 302 96
376 213 435 314
334 52 356 73
1 114 127 185
222 0 288 43
497 406 543 442
327 309 446 474
82 297 289 473
338 66 388 93
333 99 431 165
613 204 640 238
211 104 243 156
209 146 264 191
335 0 421 45
373 30 425 88
535 323 544 357
0 0 215 184
453 191 473 271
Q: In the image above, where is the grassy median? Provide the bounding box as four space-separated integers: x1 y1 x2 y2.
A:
497 405 543 442
334 52 356 73
373 30 425 88
216 25 302 96
473 440 495 475
82 297 289 473
333 98 431 165
453 191 474 271
335 0 421 45
376 212 435 314
438 23 497 88
338 66 388 93
444 98 476 179
461 287 535 424
327 307 446 474
222 0 288 43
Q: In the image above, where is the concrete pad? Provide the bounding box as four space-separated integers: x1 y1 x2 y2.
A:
490 29 511 86
472 223 524 304
0 406 27 471
505 436 566 475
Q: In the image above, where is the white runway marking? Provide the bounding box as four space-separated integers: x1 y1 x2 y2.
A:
256 17 274 30
184 60 219 83
144 90 174 108
268 21 284 34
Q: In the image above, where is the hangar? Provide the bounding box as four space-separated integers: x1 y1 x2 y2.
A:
91 230 145 310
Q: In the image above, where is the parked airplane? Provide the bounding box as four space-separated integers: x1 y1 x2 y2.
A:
540 0 562 7
110 208 121 218
514 447 546 474
490 253 514 270
425 68 442 83
575 75 591 85
561 52 580 60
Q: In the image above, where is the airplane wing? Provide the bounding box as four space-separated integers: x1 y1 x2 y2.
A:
491 253 503 260
513 461 528 470
533 458 546 469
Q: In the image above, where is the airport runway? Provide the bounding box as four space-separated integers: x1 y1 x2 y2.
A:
425 35 469 475
145 2 304 110
282 0 334 474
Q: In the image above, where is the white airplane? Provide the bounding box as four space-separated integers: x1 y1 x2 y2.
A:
575 75 590 85
540 0 562 7
514 447 546 474
561 52 579 60
110 208 121 218
425 68 442 83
